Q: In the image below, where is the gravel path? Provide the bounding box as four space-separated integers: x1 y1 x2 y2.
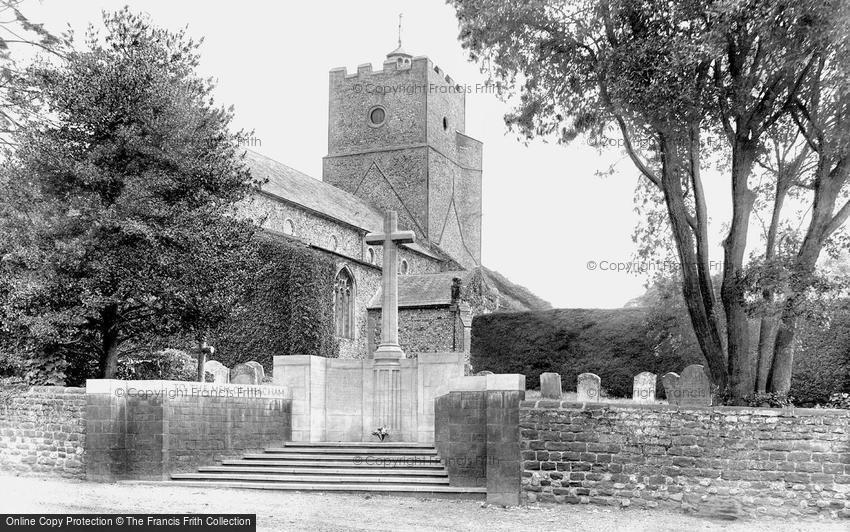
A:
0 476 842 532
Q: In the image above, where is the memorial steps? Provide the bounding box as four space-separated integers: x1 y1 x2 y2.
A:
168 441 486 498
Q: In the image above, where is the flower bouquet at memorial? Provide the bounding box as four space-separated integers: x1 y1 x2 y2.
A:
371 426 390 442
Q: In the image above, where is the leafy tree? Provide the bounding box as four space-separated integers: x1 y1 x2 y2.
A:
0 0 70 145
0 9 260 383
449 0 850 401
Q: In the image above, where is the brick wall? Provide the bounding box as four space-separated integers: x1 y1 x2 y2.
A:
0 386 86 478
86 380 292 481
521 401 850 519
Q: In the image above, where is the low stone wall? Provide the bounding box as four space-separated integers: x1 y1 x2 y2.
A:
433 374 525 505
86 380 292 481
521 401 850 519
0 386 86 479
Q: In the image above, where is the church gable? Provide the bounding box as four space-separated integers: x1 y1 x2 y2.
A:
350 157 428 240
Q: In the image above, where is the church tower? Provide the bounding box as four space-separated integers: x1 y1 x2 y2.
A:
322 43 483 270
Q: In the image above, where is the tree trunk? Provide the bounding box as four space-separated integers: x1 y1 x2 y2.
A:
755 318 778 392
102 342 120 379
767 313 798 393
768 158 845 393
721 136 757 403
755 174 788 392
768 230 824 393
99 304 121 379
196 345 206 382
659 134 728 391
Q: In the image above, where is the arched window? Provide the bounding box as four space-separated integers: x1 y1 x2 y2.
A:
334 267 355 339
400 259 409 275
329 235 338 251
367 247 375 264
283 218 295 236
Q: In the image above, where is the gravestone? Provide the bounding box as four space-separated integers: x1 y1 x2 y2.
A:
245 361 265 383
231 362 261 385
661 372 680 404
203 360 230 384
540 372 562 399
678 364 712 406
632 371 657 403
663 365 711 406
576 373 601 402
475 370 494 376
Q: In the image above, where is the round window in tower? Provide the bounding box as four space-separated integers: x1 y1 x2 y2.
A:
368 106 386 127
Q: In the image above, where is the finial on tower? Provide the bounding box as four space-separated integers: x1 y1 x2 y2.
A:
387 12 412 64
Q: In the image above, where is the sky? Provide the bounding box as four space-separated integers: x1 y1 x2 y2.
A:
23 0 735 308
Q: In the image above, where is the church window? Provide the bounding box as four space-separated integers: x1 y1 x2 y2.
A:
367 247 375 264
283 218 295 236
334 268 355 339
400 259 409 275
329 235 338 251
368 106 386 127
442 117 448 131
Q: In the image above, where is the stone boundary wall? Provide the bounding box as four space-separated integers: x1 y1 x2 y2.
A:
521 401 850 519
433 374 525 505
0 386 86 479
435 391 487 486
86 380 292 481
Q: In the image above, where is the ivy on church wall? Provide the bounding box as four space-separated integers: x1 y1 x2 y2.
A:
337 260 381 359
213 235 339 372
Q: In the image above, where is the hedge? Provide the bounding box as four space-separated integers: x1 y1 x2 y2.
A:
472 305 850 402
791 300 850 405
471 308 703 397
212 234 338 373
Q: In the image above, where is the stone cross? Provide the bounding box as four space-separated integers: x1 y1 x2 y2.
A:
366 210 415 360
193 340 215 382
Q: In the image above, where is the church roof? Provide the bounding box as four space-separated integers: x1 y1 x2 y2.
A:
367 271 470 309
248 150 383 231
386 45 412 58
245 150 442 260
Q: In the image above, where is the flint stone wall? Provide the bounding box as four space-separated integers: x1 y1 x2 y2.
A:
0 386 86 479
521 401 850 519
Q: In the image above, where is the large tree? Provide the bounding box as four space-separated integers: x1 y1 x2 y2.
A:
449 0 850 401
0 9 260 383
0 0 70 146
